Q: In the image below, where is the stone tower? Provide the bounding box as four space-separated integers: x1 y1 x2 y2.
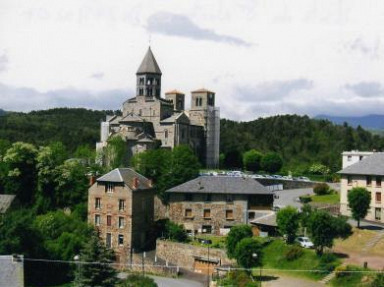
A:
136 47 162 98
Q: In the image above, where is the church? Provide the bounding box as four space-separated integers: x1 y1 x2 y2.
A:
96 47 220 168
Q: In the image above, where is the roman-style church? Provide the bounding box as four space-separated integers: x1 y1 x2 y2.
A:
96 47 220 168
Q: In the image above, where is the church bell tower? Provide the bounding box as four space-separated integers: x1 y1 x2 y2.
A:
136 47 162 98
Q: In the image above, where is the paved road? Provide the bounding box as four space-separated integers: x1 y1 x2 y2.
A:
150 275 204 287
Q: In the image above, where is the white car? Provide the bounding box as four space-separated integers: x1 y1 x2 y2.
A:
295 237 314 248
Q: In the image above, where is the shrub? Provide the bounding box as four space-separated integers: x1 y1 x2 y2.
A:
317 253 338 272
119 275 157 287
371 272 384 287
335 265 348 278
313 183 331 195
284 245 303 261
299 196 312 203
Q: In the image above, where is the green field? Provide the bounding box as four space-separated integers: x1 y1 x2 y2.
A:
310 193 340 204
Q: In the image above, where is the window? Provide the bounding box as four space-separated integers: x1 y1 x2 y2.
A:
360 156 364 161
95 197 101 209
195 98 199 106
107 215 112 227
95 214 101 226
202 225 212 234
226 210 234 220
118 234 124 245
139 88 143 95
203 209 211 219
377 177 382 187
347 176 352 185
164 129 168 139
367 176 372 186
375 208 382 221
106 233 112 248
106 183 114 193
118 217 125 228
204 194 212 202
199 98 202 106
347 155 352 161
139 78 144 85
119 199 125 211
185 194 193 201
226 194 233 203
139 109 142 116
185 209 193 218
376 192 382 203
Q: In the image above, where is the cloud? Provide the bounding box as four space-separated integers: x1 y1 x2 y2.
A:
345 82 384 98
346 37 381 59
90 72 104 80
234 79 313 102
147 12 252 47
0 53 8 73
0 82 131 111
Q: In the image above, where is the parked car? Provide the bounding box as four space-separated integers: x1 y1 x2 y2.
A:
295 236 314 248
297 176 310 182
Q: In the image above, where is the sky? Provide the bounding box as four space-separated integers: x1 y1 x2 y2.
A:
0 0 384 121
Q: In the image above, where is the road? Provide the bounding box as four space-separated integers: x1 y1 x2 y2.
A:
150 275 204 287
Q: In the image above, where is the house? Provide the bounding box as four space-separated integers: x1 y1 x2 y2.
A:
338 152 384 222
341 150 374 169
0 255 24 287
166 176 274 235
97 47 220 168
88 168 155 264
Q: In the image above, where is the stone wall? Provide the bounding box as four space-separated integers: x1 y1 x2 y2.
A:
156 239 234 272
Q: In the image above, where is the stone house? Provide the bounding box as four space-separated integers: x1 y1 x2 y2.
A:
88 168 155 264
338 152 384 223
166 176 274 235
96 47 220 168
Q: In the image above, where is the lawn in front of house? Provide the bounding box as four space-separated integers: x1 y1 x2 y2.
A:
329 265 375 287
188 234 227 249
310 192 340 204
334 228 376 254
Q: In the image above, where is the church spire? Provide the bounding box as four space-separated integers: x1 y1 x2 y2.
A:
136 47 162 75
136 47 162 98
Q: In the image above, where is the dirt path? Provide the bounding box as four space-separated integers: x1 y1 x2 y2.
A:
333 246 384 270
263 275 324 287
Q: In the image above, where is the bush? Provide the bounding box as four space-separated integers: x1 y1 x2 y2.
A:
371 272 384 287
317 253 338 272
284 245 303 261
313 183 331 195
119 275 157 287
335 265 348 278
299 196 312 203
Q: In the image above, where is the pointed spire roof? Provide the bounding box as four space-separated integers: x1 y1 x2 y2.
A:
136 47 162 75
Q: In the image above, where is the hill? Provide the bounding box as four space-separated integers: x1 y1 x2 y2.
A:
220 115 384 173
315 114 384 130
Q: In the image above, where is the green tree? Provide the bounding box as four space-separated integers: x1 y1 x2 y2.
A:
226 225 253 259
3 142 38 205
242 149 263 172
234 238 262 270
104 135 127 169
308 210 351 255
261 152 283 173
74 232 118 287
276 206 300 244
347 187 371 228
164 220 188 242
119 274 157 287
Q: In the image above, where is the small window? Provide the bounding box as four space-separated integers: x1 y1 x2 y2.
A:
360 156 364 161
95 214 101 226
202 225 212 234
376 177 382 187
347 176 352 185
205 194 212 202
118 217 125 228
139 109 142 116
347 155 352 161
199 98 202 106
139 88 143 95
185 209 193 218
164 129 168 139
106 233 112 248
118 234 124 246
203 209 211 219
139 78 144 85
95 198 101 209
226 194 233 202
195 98 199 107
185 194 193 201
107 215 112 227
376 192 382 203
106 183 114 193
119 199 125 211
375 208 382 221
226 210 234 220
367 176 372 186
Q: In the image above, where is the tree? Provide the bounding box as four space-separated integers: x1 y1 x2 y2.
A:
234 238 262 270
276 206 300 244
242 149 263 172
74 232 118 287
119 274 157 287
347 187 371 228
104 135 127 169
226 225 253 259
164 220 188 242
261 152 283 173
308 210 351 255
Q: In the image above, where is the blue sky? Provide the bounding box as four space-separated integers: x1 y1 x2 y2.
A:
0 0 383 121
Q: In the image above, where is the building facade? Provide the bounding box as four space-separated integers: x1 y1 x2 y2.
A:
339 152 384 223
166 176 274 235
97 47 220 168
341 150 374 169
88 168 155 264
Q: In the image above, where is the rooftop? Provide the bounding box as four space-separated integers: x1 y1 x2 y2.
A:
136 47 162 75
191 88 215 94
0 194 15 214
166 176 271 194
338 152 384 176
96 168 152 190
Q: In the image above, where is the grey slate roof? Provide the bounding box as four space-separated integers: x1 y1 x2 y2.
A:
119 113 144 123
0 194 15 214
250 212 277 227
96 168 152 190
136 47 162 75
0 255 24 287
338 152 384 176
166 176 271 194
160 112 190 124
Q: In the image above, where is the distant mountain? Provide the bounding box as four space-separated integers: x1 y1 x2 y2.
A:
0 109 7 116
315 114 384 130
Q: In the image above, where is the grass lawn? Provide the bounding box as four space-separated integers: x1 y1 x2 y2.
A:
334 228 376 253
261 239 340 281
329 265 375 287
188 234 227 249
310 193 340 204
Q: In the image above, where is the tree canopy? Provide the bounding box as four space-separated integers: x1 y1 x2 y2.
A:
226 224 253 259
347 187 371 228
276 206 300 244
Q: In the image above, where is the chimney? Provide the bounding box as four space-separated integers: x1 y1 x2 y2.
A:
89 175 96 186
133 177 139 189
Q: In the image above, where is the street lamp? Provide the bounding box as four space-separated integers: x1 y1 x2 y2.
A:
203 240 211 287
252 253 261 287
74 254 80 282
